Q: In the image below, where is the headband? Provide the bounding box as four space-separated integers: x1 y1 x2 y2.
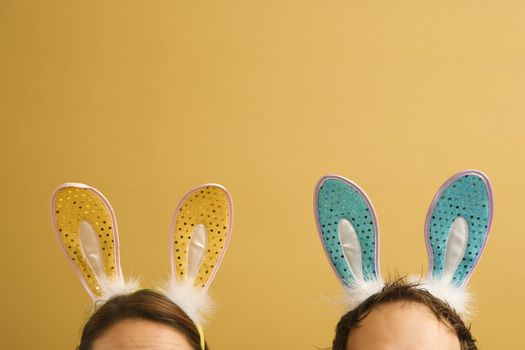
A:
51 182 233 348
314 170 493 318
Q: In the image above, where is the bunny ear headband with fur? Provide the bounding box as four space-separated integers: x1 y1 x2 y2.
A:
51 183 233 348
314 170 493 319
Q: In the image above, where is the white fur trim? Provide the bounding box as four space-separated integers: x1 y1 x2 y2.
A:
161 278 214 326
98 276 140 302
410 275 473 319
342 278 385 310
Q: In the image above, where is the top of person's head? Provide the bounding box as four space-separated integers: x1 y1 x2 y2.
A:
78 289 206 350
332 279 476 350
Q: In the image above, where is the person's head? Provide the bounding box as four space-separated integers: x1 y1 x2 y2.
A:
78 289 207 350
332 280 476 350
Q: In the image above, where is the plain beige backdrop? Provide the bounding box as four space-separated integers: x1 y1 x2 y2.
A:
1 1 524 348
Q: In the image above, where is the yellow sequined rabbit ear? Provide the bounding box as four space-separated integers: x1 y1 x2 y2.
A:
163 184 233 325
51 183 138 302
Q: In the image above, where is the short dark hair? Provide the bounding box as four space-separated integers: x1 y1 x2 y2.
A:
332 279 477 350
78 289 207 350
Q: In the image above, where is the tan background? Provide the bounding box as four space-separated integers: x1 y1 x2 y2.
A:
1 1 524 348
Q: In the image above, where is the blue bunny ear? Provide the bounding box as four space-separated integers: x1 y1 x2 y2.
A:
424 170 494 287
314 175 381 287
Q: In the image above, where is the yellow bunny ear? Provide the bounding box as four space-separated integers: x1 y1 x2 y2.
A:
170 184 233 290
51 183 122 300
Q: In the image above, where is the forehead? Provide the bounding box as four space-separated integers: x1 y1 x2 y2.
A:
346 302 461 350
92 318 193 350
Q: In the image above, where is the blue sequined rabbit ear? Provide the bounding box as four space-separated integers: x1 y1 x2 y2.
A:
314 175 381 288
424 170 494 287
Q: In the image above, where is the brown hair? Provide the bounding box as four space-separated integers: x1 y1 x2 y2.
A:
78 289 207 350
332 280 476 350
